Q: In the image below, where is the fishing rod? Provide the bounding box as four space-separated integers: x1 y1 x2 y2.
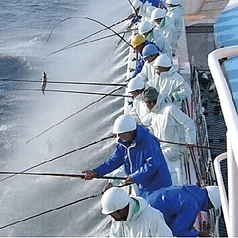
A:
1 78 126 87
13 88 131 98
0 135 113 183
57 31 127 51
0 192 103 230
46 16 133 57
47 16 128 43
0 171 127 180
158 139 225 151
0 181 133 230
26 86 123 144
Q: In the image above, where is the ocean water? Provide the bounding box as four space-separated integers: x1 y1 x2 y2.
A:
0 0 131 236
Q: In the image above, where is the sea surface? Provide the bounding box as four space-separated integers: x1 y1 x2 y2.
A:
0 0 130 236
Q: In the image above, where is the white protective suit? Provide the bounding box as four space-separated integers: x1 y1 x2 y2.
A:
150 94 196 162
150 65 192 108
166 4 184 41
138 1 153 21
155 16 177 54
109 196 173 237
129 89 152 128
137 58 158 85
147 28 172 59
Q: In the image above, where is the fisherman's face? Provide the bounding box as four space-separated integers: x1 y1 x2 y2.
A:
134 44 144 54
118 131 136 143
110 209 127 221
130 90 141 98
145 101 155 111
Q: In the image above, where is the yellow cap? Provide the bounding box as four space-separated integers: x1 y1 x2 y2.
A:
131 35 146 48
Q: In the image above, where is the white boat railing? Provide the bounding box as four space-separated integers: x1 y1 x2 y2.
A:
208 45 238 237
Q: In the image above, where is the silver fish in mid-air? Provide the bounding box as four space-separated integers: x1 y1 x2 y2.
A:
41 72 47 95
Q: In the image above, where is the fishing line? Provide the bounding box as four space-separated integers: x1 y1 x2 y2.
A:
0 183 133 230
0 135 113 183
45 16 133 57
26 86 123 144
0 78 126 87
57 31 127 51
13 88 131 98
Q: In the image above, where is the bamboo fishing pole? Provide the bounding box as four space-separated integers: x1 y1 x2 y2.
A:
0 135 113 183
0 182 133 230
0 171 127 180
46 16 133 57
25 86 124 144
13 88 131 97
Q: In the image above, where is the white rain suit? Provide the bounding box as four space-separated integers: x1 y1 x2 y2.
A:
146 28 172 59
137 58 158 85
166 4 184 41
129 88 152 128
137 1 153 21
109 196 173 237
151 65 192 108
150 94 196 162
155 16 177 54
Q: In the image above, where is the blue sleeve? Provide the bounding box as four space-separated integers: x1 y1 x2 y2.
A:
131 57 145 78
94 145 124 176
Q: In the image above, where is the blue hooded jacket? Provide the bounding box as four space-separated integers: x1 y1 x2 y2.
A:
131 41 162 78
148 185 209 237
94 125 172 199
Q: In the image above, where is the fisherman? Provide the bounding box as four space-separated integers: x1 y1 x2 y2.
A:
153 53 192 108
101 187 173 237
151 7 177 56
127 75 150 127
82 114 172 199
129 34 161 79
126 0 151 31
138 20 172 59
147 185 221 237
128 77 179 185
166 0 184 44
142 87 196 183
137 43 161 84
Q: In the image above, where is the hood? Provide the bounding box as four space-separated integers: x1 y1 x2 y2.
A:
117 124 150 147
151 93 172 113
159 65 178 77
126 196 147 221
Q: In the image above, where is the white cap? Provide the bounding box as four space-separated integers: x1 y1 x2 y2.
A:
131 0 143 11
138 21 153 34
166 0 180 4
113 115 136 134
101 187 130 214
127 75 145 93
205 186 221 210
153 54 172 67
151 8 166 20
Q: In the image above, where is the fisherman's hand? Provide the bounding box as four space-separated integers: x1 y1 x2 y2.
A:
82 170 98 180
125 25 133 32
186 143 194 148
125 175 134 184
126 13 135 20
103 182 113 192
198 231 210 237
